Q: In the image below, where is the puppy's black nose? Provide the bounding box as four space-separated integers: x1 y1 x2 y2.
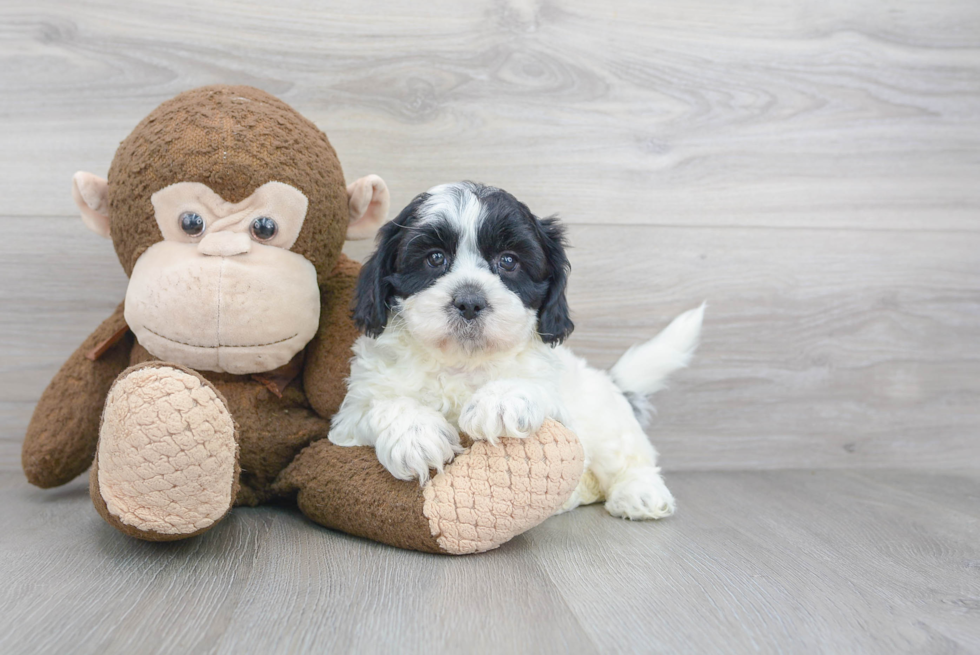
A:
452 288 487 321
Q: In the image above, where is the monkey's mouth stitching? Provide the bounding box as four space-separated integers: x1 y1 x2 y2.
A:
143 327 299 349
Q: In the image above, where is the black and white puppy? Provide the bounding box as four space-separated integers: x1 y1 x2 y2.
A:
328 182 704 519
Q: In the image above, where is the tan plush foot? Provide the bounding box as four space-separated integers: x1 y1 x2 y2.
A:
422 419 584 554
277 419 583 555
93 363 239 540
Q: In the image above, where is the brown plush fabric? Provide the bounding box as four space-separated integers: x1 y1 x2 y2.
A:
303 254 363 418
94 86 358 506
24 85 585 553
106 85 348 282
276 439 445 554
127 339 334 507
122 255 354 506
22 302 133 488
277 420 586 555
115 260 362 509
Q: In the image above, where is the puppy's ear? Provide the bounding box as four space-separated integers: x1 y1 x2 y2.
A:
535 216 574 345
352 222 399 337
351 194 425 337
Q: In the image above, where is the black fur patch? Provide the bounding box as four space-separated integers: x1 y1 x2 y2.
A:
353 193 455 336
353 182 575 345
474 185 574 345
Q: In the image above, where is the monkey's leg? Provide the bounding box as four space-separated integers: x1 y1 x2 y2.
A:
90 362 240 541
275 420 584 555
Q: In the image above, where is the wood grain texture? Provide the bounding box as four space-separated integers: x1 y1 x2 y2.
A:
3 217 977 471
2 2 980 652
3 0 980 470
527 469 980 654
1 469 978 654
2 0 979 473
1 0 979 230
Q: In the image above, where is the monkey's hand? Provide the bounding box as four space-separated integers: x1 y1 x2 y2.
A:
23 302 133 488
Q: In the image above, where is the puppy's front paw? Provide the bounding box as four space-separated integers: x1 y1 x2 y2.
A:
458 381 546 443
605 468 676 520
375 410 462 484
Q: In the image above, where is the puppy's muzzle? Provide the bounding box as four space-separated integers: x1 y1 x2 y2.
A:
452 285 488 322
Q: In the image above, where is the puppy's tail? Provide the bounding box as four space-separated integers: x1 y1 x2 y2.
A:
609 303 706 427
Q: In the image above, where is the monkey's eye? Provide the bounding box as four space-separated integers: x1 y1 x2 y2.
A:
426 251 446 268
498 252 519 272
250 216 278 241
179 211 205 237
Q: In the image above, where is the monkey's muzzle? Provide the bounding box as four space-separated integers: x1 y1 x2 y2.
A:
124 241 321 375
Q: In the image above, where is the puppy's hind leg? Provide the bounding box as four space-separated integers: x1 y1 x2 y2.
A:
604 464 676 520
584 413 676 520
597 304 705 520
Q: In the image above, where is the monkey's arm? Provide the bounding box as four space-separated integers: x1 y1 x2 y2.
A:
303 254 362 420
23 302 134 488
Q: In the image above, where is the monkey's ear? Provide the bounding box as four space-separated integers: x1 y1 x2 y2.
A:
72 172 111 239
346 174 390 241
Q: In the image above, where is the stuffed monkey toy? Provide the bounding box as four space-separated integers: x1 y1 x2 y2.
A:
21 86 583 555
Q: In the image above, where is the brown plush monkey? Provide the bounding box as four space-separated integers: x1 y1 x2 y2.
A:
22 86 583 554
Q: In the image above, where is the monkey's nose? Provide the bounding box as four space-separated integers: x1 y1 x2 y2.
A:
198 232 252 257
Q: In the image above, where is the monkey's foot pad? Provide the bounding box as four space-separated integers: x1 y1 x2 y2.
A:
422 419 584 554
96 365 238 537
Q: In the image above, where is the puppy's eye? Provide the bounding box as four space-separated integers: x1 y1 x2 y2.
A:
498 253 519 272
179 211 205 237
426 251 446 268
250 216 278 241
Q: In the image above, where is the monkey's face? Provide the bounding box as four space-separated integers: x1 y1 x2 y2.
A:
123 181 321 375
72 86 392 377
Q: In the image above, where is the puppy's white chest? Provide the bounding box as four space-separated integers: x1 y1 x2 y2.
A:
426 368 489 420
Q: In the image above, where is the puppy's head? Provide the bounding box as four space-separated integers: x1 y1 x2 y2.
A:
353 182 573 353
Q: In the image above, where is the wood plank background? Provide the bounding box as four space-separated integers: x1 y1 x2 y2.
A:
1 469 978 654
2 0 977 471
2 2 980 653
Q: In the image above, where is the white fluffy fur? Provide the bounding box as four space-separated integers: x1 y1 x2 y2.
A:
328 183 705 520
610 302 705 398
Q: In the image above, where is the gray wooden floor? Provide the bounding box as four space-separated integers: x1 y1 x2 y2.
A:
1 469 978 654
2 0 979 653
